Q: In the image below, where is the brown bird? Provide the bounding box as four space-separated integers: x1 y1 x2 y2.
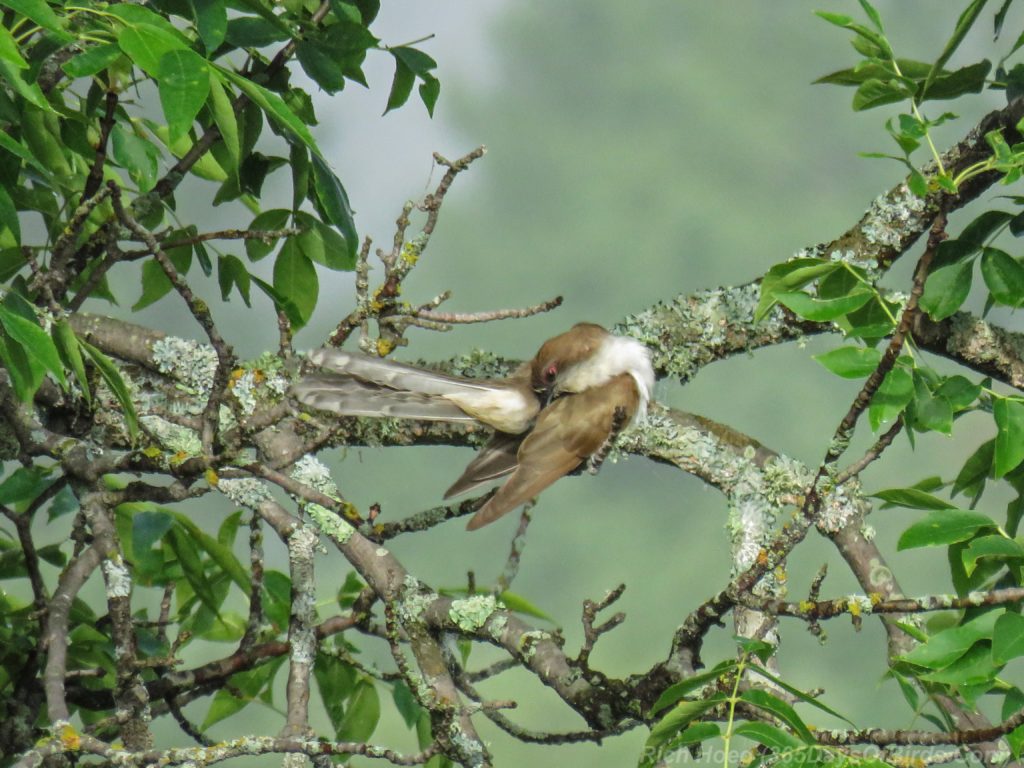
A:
292 323 655 529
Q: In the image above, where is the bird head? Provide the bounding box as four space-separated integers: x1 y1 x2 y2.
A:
530 323 610 403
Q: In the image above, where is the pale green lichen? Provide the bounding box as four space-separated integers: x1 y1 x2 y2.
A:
817 482 863 534
398 577 438 625
861 183 929 251
305 504 354 544
139 415 202 456
291 455 337 494
617 283 784 384
101 557 131 598
217 477 270 507
231 369 259 416
448 594 500 632
447 720 488 767
488 612 508 637
516 630 551 660
289 456 353 542
151 337 217 398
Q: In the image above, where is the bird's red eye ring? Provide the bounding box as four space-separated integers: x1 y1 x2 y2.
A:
545 364 557 381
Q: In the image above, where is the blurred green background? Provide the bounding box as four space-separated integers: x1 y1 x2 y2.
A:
105 1 1024 764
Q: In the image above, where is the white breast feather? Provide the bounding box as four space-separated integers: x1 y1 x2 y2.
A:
559 335 655 422
445 387 537 434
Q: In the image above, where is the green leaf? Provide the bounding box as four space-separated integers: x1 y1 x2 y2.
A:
869 366 913 430
117 23 188 78
994 613 1024 663
290 143 309 210
392 681 422 729
310 153 357 265
0 328 42 401
315 654 356 734
0 25 26 70
853 78 908 111
62 43 123 79
995 397 1024 477
740 688 814 743
814 10 893 57
0 304 64 388
130 507 173 576
0 59 49 111
922 0 989 98
159 49 211 144
921 259 974 320
220 67 320 157
79 338 139 443
0 183 18 243
52 319 90 405
858 0 884 32
273 238 318 328
189 0 227 52
981 247 1024 306
0 0 71 40
224 17 290 48
732 721 803 751
262 570 291 629
748 664 855 725
167 522 220 613
0 131 50 179
173 512 250 593
0 465 51 505
902 609 1002 669
814 345 881 378
293 212 352 271
419 74 440 117
337 678 380 741
911 388 954 434
897 508 997 550
919 641 1000 686
961 534 1024 575
111 125 160 193
935 375 981 411
754 258 837 322
844 296 898 339
645 695 724 752
735 636 776 661
815 58 930 87
202 688 248 728
954 439 994 498
961 210 1014 246
385 54 415 114
775 289 872 321
132 245 191 311
207 73 239 171
217 254 252 305
663 721 719 749
296 39 347 93
924 60 991 101
649 659 737 716
245 209 290 261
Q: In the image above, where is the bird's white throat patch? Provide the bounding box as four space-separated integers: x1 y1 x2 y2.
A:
558 334 655 413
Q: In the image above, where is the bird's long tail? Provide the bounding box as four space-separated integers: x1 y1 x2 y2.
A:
307 349 494 397
292 373 479 422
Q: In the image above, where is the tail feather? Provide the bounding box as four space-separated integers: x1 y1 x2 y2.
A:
444 432 522 499
293 374 476 422
307 349 492 397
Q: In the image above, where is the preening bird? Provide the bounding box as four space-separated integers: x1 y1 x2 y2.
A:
292 323 655 529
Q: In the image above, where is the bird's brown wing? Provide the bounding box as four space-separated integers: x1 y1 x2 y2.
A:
465 374 639 530
444 432 524 499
